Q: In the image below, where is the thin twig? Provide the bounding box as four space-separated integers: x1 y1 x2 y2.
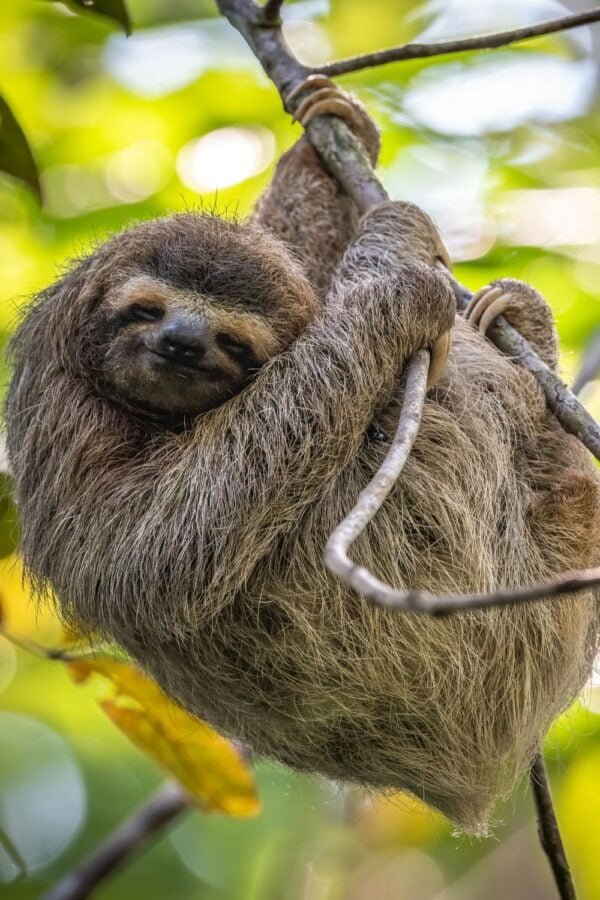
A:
320 7 600 77
41 782 190 900
325 354 600 614
531 753 576 900
572 327 600 396
478 300 600 459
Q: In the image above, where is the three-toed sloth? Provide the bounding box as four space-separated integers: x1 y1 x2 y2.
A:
6 85 599 831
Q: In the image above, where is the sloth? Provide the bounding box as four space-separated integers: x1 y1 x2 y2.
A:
6 78 600 831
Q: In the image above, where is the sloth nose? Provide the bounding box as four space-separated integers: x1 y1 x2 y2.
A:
156 317 209 366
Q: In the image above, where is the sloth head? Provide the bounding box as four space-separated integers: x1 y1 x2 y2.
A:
41 213 317 420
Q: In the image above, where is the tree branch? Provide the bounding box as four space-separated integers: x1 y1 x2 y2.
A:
320 7 600 77
531 753 576 900
41 783 190 900
216 0 600 464
572 327 600 396
325 348 600 614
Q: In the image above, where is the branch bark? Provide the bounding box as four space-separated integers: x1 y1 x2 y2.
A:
260 0 284 25
41 783 190 900
324 350 600 615
319 7 600 77
572 327 600 396
531 753 576 900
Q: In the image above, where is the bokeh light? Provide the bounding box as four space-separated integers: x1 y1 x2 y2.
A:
0 713 86 882
176 125 275 192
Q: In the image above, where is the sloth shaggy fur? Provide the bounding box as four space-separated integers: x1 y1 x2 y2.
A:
6 136 600 832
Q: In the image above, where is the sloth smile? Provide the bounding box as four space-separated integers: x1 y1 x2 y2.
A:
147 348 218 376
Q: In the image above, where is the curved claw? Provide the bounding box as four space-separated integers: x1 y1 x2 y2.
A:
428 330 452 389
300 98 365 133
477 294 514 336
465 285 498 324
465 285 515 336
465 286 501 328
293 87 347 123
285 73 380 166
286 74 335 105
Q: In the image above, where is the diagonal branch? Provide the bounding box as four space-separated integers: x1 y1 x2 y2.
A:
41 783 190 900
218 0 600 616
531 753 576 900
320 7 600 77
324 349 600 615
572 327 600 396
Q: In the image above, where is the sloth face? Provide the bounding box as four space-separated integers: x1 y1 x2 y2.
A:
101 275 282 416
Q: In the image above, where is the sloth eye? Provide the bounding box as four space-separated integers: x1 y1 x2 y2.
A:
216 332 251 356
129 304 164 323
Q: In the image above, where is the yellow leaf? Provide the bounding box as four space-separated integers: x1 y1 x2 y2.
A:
68 657 260 817
0 554 63 645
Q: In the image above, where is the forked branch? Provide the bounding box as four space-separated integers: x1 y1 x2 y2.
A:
260 0 284 25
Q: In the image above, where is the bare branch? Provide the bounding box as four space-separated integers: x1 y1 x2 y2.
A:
531 753 576 900
471 291 600 459
572 327 600 396
320 7 600 77
325 352 600 615
41 783 190 900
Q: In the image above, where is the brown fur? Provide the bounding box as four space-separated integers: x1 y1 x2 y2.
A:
5 135 600 832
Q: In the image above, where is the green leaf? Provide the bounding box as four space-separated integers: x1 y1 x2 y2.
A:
0 97 41 200
62 0 132 36
0 474 19 560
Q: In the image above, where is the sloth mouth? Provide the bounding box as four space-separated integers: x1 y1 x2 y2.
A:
147 349 222 377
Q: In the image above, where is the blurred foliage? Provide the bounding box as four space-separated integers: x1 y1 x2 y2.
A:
0 97 40 200
69 658 259 816
63 0 132 36
0 0 599 898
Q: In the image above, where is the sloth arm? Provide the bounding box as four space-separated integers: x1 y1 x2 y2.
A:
248 133 378 300
182 204 455 594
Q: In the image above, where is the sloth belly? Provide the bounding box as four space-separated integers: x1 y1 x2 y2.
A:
134 382 599 833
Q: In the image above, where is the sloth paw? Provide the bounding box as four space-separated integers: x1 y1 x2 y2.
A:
465 280 558 368
285 75 380 165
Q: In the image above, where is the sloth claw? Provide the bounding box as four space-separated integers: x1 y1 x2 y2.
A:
288 78 362 134
292 87 347 123
465 285 514 336
285 74 334 105
286 75 376 155
297 96 365 132
428 329 452 390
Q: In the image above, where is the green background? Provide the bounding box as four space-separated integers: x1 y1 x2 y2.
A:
0 1 599 898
